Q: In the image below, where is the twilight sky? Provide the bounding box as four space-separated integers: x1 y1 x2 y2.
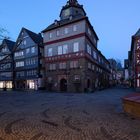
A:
0 0 140 64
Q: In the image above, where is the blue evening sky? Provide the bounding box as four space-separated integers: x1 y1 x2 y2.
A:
0 0 140 64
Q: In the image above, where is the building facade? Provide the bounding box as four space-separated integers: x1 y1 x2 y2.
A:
0 39 15 90
124 59 129 80
14 28 45 90
42 0 110 92
108 59 117 86
128 29 140 91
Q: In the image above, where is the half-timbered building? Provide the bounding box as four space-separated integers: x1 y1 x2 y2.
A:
0 39 15 90
14 28 45 90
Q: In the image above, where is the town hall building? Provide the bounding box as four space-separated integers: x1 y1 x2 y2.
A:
42 0 110 92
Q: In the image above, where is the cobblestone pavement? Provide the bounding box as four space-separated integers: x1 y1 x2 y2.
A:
0 87 140 140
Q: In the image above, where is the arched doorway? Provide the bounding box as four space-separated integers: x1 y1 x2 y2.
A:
87 79 91 89
60 79 67 92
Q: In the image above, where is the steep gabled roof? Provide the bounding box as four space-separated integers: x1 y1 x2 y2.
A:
4 39 15 52
0 39 15 52
14 27 43 51
23 28 43 45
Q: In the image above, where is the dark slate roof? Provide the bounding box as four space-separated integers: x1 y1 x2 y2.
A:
23 28 43 45
4 39 15 52
42 15 86 33
133 28 140 37
0 39 15 52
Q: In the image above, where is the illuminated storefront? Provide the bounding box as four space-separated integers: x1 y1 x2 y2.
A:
0 81 13 89
27 80 37 90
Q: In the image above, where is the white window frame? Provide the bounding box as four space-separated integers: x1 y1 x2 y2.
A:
49 32 53 39
87 44 91 55
31 47 35 53
73 42 79 52
56 30 60 36
58 46 63 55
26 48 30 54
73 25 77 32
48 48 53 56
64 27 69 34
63 44 68 54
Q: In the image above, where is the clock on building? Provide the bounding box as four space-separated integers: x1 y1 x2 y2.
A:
64 9 70 16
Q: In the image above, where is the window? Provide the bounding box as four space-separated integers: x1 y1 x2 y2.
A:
93 51 97 59
0 56 5 60
49 64 56 70
98 57 101 63
59 62 66 69
56 30 60 36
31 47 35 53
88 63 92 69
26 48 30 54
92 65 95 70
27 70 37 76
0 82 4 88
0 72 12 78
15 51 24 57
26 58 37 65
73 42 79 52
58 45 68 55
2 47 7 52
49 32 53 39
73 25 77 32
64 27 69 34
87 44 91 55
88 28 91 36
58 46 62 55
74 75 80 80
70 61 79 68
16 71 24 77
22 40 26 45
48 48 53 56
16 61 24 67
63 44 68 54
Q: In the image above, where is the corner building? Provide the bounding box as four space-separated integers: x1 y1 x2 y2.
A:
42 0 110 92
